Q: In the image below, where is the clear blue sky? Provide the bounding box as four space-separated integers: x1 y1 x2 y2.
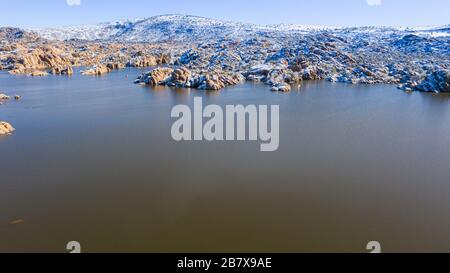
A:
1 0 449 28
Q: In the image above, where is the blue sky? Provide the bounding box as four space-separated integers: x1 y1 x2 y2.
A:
1 0 449 28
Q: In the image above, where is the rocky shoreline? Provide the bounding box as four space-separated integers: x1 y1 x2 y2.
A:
0 19 449 93
134 67 245 90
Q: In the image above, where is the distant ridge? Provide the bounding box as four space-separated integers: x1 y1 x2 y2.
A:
34 15 450 43
33 14 340 42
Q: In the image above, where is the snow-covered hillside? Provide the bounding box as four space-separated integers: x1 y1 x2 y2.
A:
34 14 339 42
35 15 449 43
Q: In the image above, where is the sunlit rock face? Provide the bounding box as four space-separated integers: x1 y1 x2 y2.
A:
134 67 245 91
0 121 15 135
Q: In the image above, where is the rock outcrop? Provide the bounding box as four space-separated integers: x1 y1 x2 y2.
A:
0 93 21 105
6 46 74 75
135 67 174 85
135 67 245 90
0 93 10 100
30 70 49 76
270 83 292 92
106 63 125 70
127 56 158 67
81 64 110 76
196 71 245 90
415 69 450 93
51 66 73 75
0 121 15 135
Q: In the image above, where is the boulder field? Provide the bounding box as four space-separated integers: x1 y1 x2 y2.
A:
0 23 449 93
134 67 245 91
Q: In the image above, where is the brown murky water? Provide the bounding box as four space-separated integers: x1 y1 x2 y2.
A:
1 68 450 253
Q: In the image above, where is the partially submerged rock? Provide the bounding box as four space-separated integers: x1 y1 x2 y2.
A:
244 65 302 91
9 219 25 225
0 93 21 102
0 121 15 135
196 72 245 90
5 45 74 75
82 62 128 76
81 64 110 76
9 68 27 75
415 69 450 93
51 66 73 75
29 70 49 76
243 64 273 82
270 83 292 92
171 67 191 85
0 93 10 100
135 67 245 90
134 67 174 85
106 62 125 70
399 69 450 93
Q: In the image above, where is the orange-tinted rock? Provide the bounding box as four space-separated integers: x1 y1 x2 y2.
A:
81 64 110 76
51 66 73 75
0 121 15 135
135 67 174 85
171 67 191 85
29 70 49 76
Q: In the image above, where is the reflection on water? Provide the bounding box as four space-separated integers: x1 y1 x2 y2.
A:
1 68 450 253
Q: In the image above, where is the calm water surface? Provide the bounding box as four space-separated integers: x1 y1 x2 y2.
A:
1 68 450 252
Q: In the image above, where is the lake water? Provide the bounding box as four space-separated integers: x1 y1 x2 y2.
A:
1 67 450 253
